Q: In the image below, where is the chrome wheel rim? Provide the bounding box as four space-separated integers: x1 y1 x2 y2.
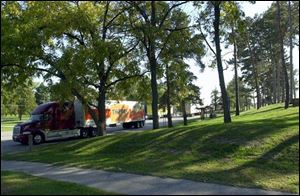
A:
34 135 42 143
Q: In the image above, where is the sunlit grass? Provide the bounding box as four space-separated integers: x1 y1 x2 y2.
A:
4 104 299 193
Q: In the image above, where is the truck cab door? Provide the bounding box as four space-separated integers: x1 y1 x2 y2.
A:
42 106 55 130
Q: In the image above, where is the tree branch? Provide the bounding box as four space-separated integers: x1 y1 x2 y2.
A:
106 71 149 88
105 40 140 81
105 4 133 28
102 1 110 40
1 63 64 79
63 32 86 47
164 24 197 32
158 1 188 28
198 22 216 57
129 1 150 23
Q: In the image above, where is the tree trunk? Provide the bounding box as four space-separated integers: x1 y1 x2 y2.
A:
72 88 104 136
166 63 173 127
246 36 261 109
281 73 285 102
232 27 240 116
214 100 217 112
270 44 277 103
149 50 159 129
182 100 187 126
252 91 256 107
262 86 265 106
97 85 106 136
276 1 289 109
288 1 294 101
276 56 281 102
149 1 159 129
214 2 231 123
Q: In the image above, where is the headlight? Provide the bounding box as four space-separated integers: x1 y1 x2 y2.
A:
13 126 21 135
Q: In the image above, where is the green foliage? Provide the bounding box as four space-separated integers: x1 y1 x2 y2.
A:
1 1 146 134
1 79 36 120
226 77 253 112
210 88 221 112
237 1 299 106
34 83 51 105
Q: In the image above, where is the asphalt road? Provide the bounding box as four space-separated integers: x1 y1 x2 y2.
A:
1 116 200 155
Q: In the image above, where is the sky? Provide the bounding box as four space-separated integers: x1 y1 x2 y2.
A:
186 1 299 105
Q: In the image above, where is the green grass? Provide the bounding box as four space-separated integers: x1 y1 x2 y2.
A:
3 104 299 193
1 115 29 132
1 171 119 195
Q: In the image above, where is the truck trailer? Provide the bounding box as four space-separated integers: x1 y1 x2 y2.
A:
13 99 145 145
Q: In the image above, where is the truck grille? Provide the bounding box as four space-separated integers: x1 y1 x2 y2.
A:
13 126 21 135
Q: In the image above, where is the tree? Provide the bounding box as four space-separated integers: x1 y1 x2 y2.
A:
16 84 37 120
35 83 51 105
276 1 289 109
227 77 252 112
2 1 145 136
288 1 294 101
210 88 221 112
236 16 264 109
128 1 190 129
158 9 205 127
212 1 231 123
222 1 247 116
1 79 36 120
196 1 231 123
236 2 298 107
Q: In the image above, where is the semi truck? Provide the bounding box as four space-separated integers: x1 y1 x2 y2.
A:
13 98 145 145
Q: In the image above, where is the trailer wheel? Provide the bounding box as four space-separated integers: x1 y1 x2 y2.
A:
122 123 129 129
33 133 44 145
80 129 89 138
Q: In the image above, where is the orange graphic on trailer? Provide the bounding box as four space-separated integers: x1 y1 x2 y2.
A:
110 104 130 123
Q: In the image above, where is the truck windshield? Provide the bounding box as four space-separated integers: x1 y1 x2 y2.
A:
30 114 43 121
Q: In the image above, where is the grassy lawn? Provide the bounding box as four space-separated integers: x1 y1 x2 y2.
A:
3 104 299 193
1 115 29 132
1 171 118 195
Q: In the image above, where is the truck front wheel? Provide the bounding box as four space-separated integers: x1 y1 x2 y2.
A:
33 133 44 145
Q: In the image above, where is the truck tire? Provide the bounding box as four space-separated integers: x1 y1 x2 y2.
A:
89 128 97 137
33 133 44 145
80 129 89 138
122 123 130 129
134 122 138 129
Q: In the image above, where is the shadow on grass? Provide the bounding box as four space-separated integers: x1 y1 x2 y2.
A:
240 105 284 117
5 108 299 192
167 133 299 191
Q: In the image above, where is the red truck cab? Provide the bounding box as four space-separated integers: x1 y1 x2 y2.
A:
13 102 81 145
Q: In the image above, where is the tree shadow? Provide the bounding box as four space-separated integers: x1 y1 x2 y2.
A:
240 106 285 117
6 108 298 192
